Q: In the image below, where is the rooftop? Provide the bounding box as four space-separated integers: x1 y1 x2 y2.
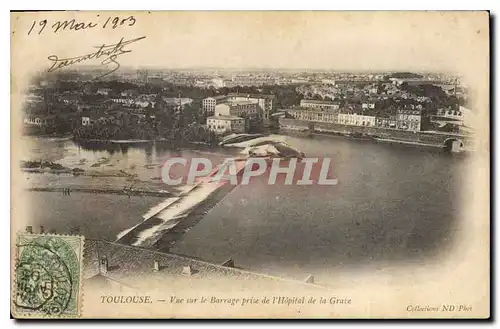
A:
228 100 257 105
207 115 245 121
163 97 193 106
84 239 325 292
205 95 228 100
300 99 338 105
24 114 56 119
227 92 276 100
287 106 340 113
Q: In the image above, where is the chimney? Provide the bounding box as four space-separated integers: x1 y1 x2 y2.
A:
39 226 45 234
221 258 235 268
153 260 160 272
25 226 33 234
182 266 193 276
304 274 315 284
99 257 108 275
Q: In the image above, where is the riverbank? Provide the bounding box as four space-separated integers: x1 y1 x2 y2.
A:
22 173 174 197
21 165 134 178
373 137 443 149
75 138 152 144
22 133 74 141
307 132 443 149
278 118 471 152
73 137 214 146
27 186 170 197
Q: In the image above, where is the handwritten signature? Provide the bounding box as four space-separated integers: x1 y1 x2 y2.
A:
47 36 146 79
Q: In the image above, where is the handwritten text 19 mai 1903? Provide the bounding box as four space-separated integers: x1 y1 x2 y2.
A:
27 15 136 35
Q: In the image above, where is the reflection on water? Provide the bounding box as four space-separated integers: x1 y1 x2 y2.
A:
20 135 469 279
26 191 165 241
169 135 470 279
20 137 240 241
21 138 238 182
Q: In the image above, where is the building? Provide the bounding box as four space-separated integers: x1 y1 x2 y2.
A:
337 113 376 127
226 93 275 122
211 78 225 88
204 93 275 123
291 78 309 84
433 106 475 133
287 108 338 124
214 101 259 119
278 118 309 131
300 99 340 111
161 97 193 113
81 116 91 126
23 115 56 126
24 93 44 105
135 100 152 108
436 106 466 121
163 97 193 107
375 114 397 129
111 98 135 106
224 76 277 87
361 103 375 110
321 79 336 85
207 115 246 134
396 109 422 131
389 78 404 86
96 88 112 96
202 96 228 116
58 93 80 105
82 238 325 297
120 89 140 97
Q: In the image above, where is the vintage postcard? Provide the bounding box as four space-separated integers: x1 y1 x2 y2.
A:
10 11 490 319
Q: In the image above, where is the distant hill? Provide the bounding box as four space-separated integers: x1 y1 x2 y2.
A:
389 72 423 79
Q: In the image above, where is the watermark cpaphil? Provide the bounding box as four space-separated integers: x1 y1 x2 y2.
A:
161 157 339 186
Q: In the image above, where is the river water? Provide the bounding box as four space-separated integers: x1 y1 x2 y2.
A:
19 135 470 282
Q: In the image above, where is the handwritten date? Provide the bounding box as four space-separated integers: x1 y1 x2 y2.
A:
27 16 136 35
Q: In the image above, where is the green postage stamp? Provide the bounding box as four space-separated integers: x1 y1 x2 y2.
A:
12 233 84 318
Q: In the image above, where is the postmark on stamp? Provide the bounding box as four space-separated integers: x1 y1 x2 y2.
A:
12 233 84 318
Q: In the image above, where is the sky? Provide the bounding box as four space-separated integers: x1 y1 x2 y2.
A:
11 11 489 74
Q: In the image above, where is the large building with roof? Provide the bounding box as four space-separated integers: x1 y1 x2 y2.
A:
206 115 246 134
396 109 422 132
83 239 325 294
203 93 275 124
214 101 259 119
287 107 339 124
226 93 275 122
300 99 340 111
202 96 228 116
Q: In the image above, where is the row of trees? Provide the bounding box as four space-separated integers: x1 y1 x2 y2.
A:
73 94 219 144
73 122 156 140
73 119 219 144
400 83 465 109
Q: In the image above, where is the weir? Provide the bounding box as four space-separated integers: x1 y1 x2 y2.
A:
115 137 307 249
115 160 248 248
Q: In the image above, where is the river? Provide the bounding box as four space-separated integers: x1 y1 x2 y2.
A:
18 135 470 283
